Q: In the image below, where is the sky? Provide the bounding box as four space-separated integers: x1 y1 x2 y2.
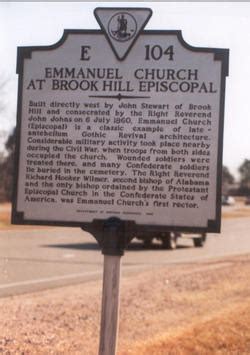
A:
0 1 250 179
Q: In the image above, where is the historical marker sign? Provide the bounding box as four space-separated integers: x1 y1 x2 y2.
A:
12 8 229 233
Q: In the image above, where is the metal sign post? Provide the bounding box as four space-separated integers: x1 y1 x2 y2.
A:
83 217 132 355
98 218 125 355
99 254 121 355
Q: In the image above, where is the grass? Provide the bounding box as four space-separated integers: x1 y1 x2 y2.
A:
0 204 11 227
222 207 250 219
127 301 250 354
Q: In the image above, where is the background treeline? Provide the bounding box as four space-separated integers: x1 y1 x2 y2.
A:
0 128 250 202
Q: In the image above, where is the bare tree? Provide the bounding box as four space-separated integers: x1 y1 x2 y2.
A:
0 76 8 113
239 159 250 192
0 76 15 201
0 128 16 201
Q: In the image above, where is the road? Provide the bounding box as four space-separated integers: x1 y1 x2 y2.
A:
0 215 250 297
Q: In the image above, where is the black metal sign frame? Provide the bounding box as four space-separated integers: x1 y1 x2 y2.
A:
12 13 229 236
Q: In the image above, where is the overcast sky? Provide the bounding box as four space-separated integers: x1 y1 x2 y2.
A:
0 2 250 179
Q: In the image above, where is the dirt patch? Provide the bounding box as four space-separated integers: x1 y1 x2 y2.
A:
0 254 249 354
0 203 53 230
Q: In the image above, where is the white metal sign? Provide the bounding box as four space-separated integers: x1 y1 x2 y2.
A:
12 8 229 232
